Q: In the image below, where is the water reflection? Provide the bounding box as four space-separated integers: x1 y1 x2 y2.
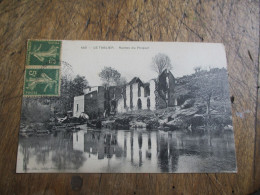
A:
17 128 236 173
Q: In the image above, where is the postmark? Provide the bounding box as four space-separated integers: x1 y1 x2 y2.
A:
23 68 60 96
26 40 61 66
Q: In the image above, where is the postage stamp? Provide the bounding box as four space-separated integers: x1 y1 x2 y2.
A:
26 40 61 66
23 68 60 96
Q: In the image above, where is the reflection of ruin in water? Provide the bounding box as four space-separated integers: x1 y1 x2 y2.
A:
72 130 157 168
83 130 122 159
17 128 236 173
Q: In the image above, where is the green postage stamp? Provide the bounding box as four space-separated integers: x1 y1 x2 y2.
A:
26 40 61 66
23 68 60 96
24 40 61 96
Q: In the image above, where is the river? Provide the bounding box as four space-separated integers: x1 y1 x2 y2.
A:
16 128 236 173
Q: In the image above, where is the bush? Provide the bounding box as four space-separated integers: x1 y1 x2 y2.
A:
146 120 160 130
209 114 232 127
22 101 53 123
113 118 130 129
188 115 205 127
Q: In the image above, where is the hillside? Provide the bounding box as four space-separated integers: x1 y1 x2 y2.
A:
109 68 233 133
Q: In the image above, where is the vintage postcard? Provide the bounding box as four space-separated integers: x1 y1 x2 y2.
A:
17 40 237 173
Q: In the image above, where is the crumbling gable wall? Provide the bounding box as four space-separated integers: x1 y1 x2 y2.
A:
125 85 131 111
155 69 175 109
132 82 139 110
149 80 156 110
167 71 176 107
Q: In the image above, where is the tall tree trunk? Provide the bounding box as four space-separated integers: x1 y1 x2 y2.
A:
206 95 211 133
207 99 211 115
206 94 211 116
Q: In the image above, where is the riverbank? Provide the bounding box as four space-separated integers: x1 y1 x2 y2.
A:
20 103 233 137
102 104 233 134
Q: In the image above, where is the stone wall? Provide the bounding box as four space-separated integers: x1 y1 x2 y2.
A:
84 92 98 118
96 86 106 113
73 95 85 117
132 83 139 110
125 85 131 111
84 87 106 118
149 80 156 110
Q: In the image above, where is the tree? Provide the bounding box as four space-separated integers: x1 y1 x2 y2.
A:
99 66 121 86
116 76 128 86
151 53 173 75
71 75 88 96
59 74 88 113
194 66 202 73
193 68 229 116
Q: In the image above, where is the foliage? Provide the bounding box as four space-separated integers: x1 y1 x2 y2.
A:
21 100 53 123
99 66 121 86
71 75 88 96
59 74 88 113
151 53 173 75
194 66 202 73
192 68 230 116
21 74 89 122
116 76 128 86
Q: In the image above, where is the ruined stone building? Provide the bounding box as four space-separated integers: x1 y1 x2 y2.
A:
73 69 176 119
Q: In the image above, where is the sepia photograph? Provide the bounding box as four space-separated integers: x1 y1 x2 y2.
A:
17 40 237 173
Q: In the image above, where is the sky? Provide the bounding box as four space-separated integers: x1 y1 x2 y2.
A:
61 41 227 86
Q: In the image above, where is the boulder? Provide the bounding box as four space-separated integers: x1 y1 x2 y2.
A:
176 93 193 105
130 121 146 128
171 106 198 119
102 120 115 129
224 125 233 131
158 118 168 125
181 99 195 109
